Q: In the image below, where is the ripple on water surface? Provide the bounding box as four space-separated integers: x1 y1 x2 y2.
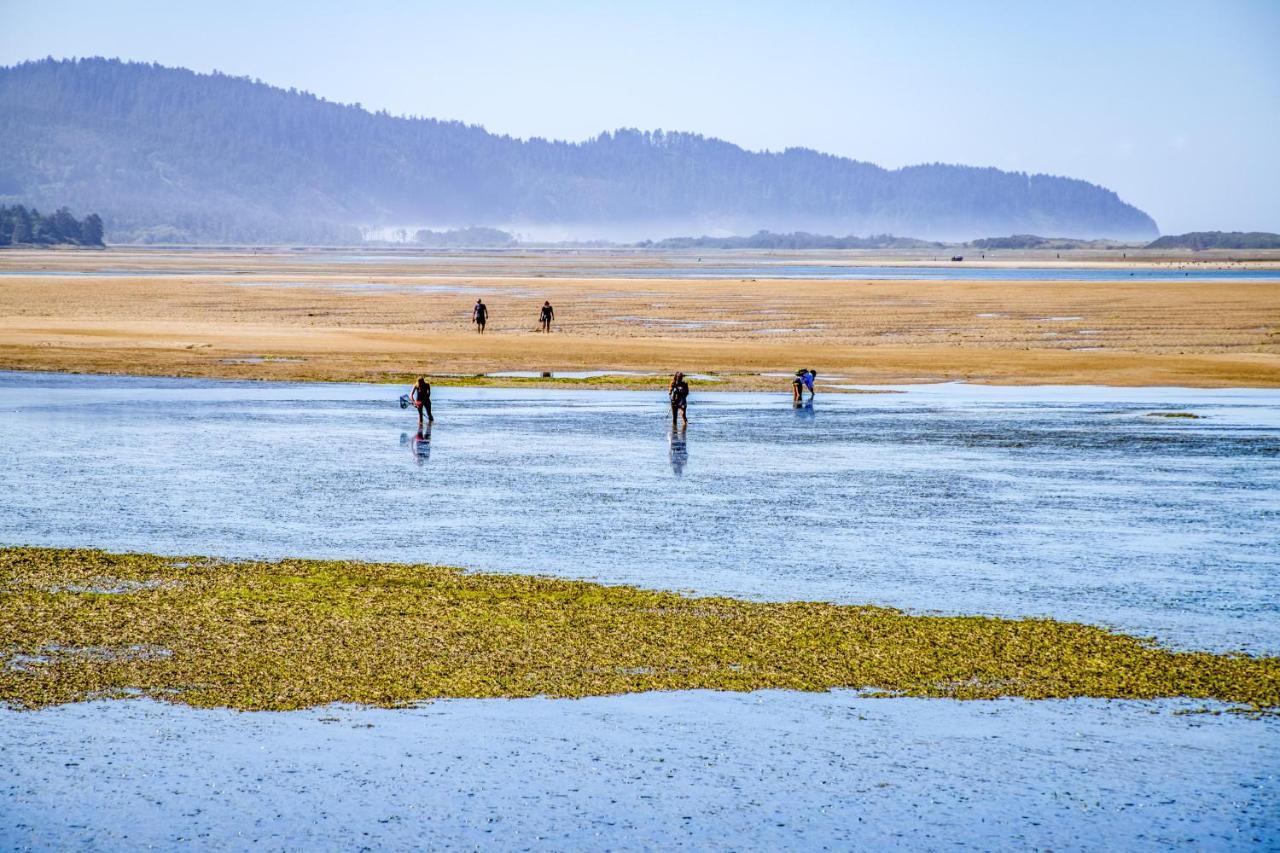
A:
1 372 1277 653
2 692 1277 850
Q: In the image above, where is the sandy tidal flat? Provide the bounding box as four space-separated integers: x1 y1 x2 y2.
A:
1 248 1278 387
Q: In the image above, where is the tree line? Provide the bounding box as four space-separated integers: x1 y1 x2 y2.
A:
0 205 103 247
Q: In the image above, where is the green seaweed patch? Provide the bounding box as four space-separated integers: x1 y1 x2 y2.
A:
1146 411 1203 419
2 547 1277 712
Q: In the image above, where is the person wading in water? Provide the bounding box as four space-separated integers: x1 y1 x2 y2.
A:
802 368 818 401
539 300 554 333
409 375 434 426
472 299 488 333
669 371 690 428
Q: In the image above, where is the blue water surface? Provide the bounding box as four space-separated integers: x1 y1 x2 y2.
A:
2 371 1277 653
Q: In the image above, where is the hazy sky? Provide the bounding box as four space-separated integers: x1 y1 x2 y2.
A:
3 0 1278 233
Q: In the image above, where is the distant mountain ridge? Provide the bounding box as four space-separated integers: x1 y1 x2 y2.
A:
0 57 1160 244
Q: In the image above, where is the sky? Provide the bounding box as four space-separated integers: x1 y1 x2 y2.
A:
2 0 1278 234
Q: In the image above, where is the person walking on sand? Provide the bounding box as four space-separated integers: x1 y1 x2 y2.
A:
539 300 554 333
472 299 488 333
409 375 433 426
669 371 690 428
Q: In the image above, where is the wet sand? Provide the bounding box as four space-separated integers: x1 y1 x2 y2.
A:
0 248 1278 388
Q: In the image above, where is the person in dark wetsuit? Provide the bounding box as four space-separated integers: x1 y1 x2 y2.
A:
539 300 554 333
409 376 433 426
472 299 488 333
669 371 690 428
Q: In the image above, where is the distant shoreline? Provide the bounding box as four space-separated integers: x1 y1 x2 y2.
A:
5 244 1280 267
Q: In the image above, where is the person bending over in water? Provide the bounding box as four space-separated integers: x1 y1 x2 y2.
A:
539 300 554 333
802 368 817 401
409 375 434 426
669 371 690 428
472 299 488 333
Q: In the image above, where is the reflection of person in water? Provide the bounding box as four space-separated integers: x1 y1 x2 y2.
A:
669 426 688 476
400 427 431 464
794 398 816 419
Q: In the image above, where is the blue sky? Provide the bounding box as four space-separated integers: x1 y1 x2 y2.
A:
2 0 1277 233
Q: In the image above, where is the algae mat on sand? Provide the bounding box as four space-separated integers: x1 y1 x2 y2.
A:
2 547 1277 711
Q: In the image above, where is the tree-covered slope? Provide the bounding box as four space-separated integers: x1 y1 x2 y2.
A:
0 58 1159 243
1146 231 1280 250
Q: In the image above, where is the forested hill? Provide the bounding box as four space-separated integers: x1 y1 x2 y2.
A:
0 58 1160 244
1146 232 1280 250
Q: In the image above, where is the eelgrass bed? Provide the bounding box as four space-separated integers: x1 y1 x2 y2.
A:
2 547 1276 712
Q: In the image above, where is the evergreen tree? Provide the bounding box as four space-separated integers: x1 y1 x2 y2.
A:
51 206 82 243
9 206 32 244
81 213 104 246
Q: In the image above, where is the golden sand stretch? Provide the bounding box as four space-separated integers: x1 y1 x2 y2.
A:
1 248 1278 388
3 548 1277 712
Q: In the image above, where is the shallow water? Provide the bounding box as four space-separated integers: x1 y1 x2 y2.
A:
600 264 1280 282
2 371 1277 653
3 264 1277 282
2 693 1275 851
